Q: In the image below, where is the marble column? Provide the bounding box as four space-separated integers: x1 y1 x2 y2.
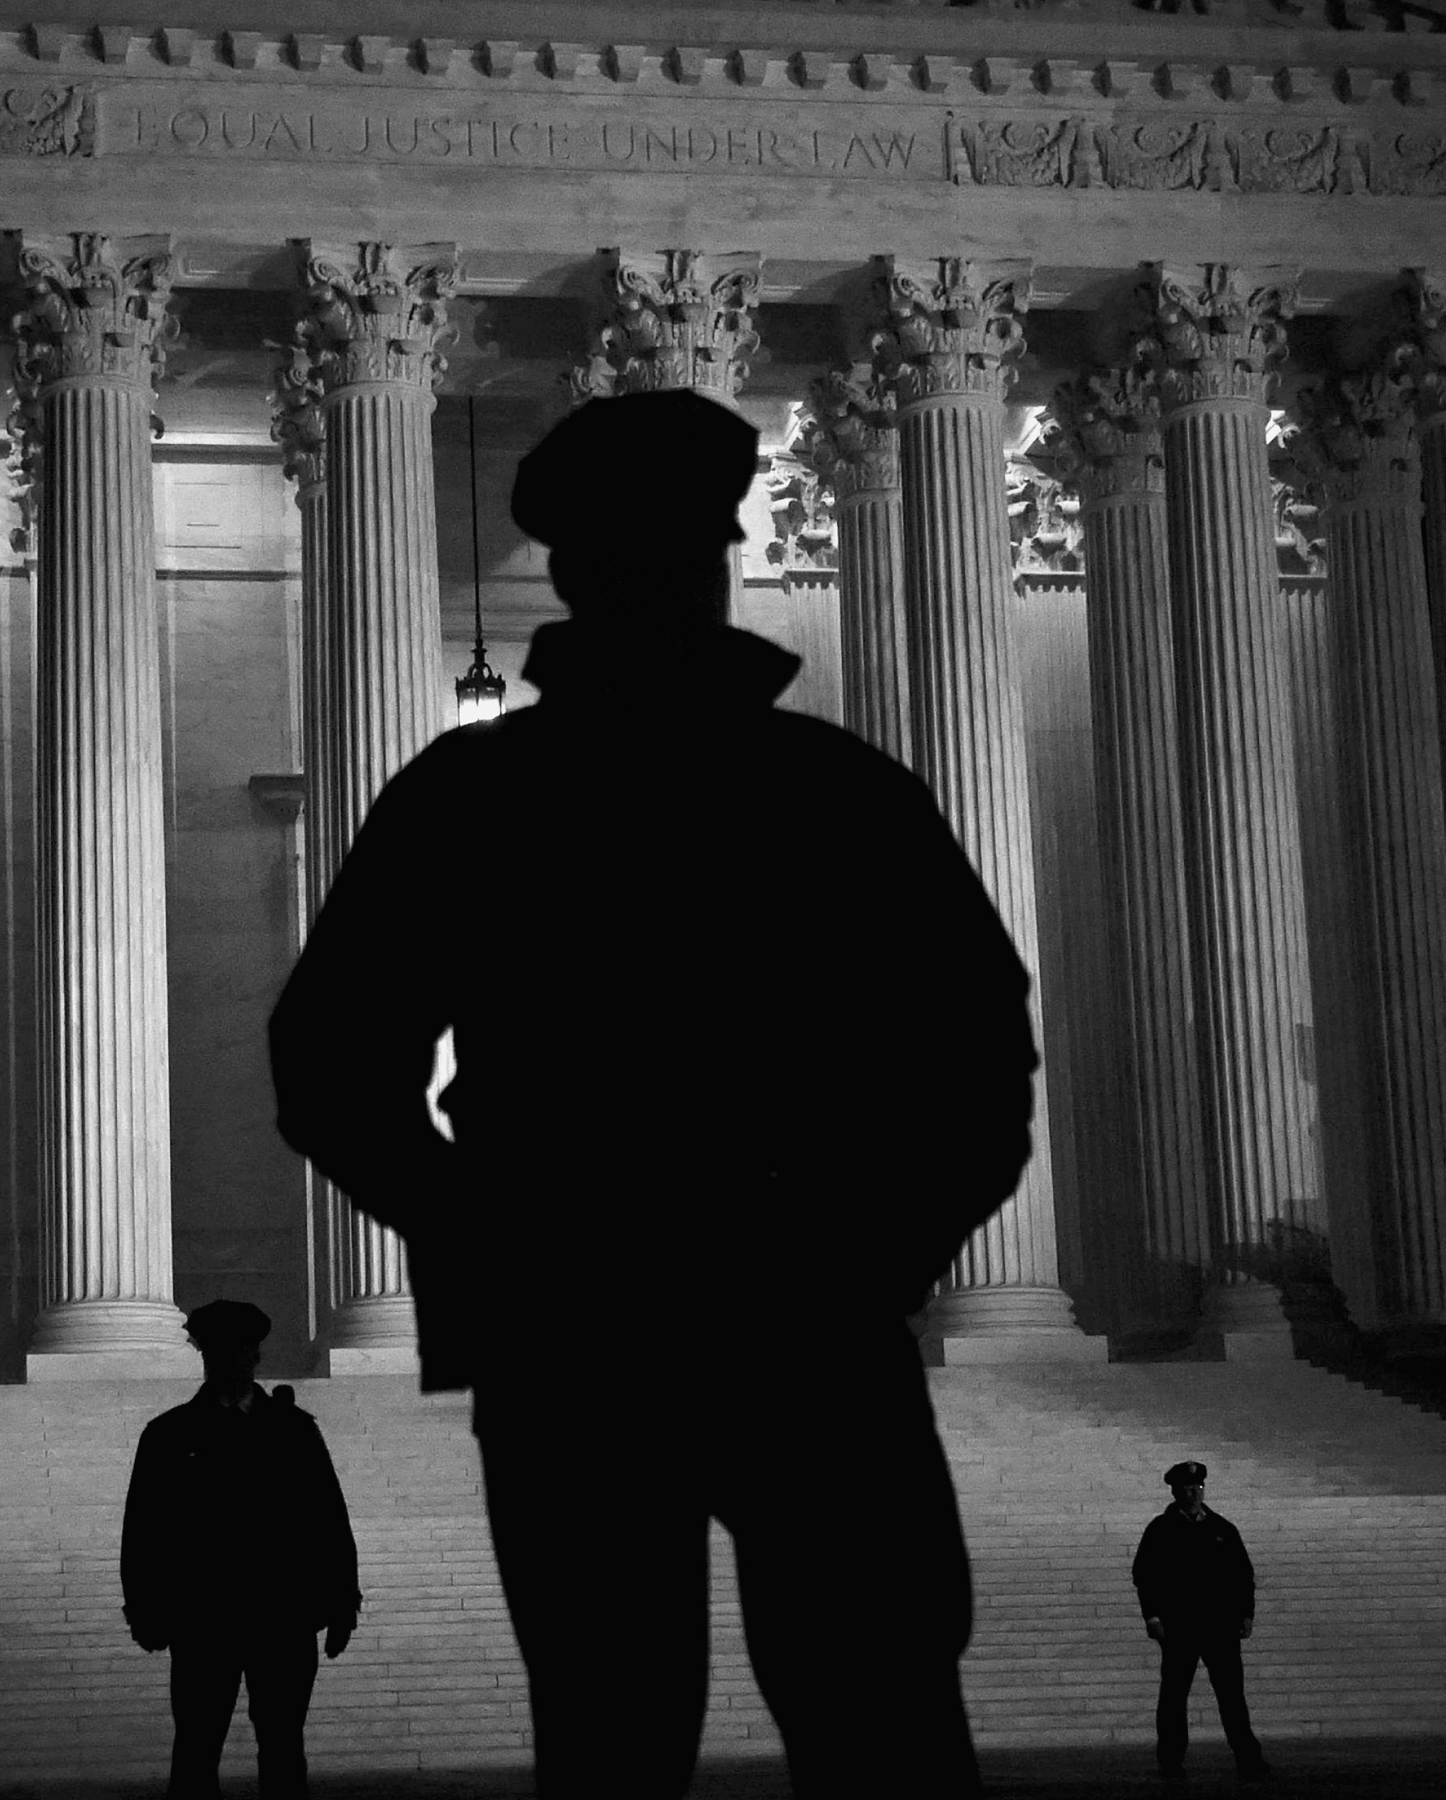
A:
1293 370 1446 1328
299 240 457 1363
270 338 333 923
1046 364 1211 1332
573 249 762 616
1399 272 1446 792
802 363 909 763
1153 264 1320 1346
873 256 1095 1356
12 233 194 1373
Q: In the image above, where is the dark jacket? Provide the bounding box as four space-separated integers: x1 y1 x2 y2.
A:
1132 1503 1256 1627
120 1383 360 1639
269 619 1039 1391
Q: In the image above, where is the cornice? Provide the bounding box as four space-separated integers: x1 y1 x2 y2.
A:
0 2 1443 101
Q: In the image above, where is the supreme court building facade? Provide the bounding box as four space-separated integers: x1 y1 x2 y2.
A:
2 0 1445 1381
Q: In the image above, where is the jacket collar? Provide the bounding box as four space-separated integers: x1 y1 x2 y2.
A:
521 617 801 711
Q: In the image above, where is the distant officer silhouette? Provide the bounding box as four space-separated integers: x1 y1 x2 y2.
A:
269 388 1040 1800
1132 1461 1271 1782
121 1300 360 1799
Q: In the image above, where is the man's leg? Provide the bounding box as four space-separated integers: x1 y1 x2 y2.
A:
715 1326 979 1800
1200 1632 1266 1773
168 1631 243 1798
1155 1633 1200 1774
475 1388 712 1800
244 1625 320 1799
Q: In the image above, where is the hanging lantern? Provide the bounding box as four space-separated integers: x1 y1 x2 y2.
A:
456 393 507 727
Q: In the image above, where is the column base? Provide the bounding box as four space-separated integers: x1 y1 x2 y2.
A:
924 1286 1108 1364
28 1298 195 1359
1207 1279 1298 1361
327 1294 418 1356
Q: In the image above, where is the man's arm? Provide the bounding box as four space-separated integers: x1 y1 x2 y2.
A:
269 735 466 1234
1132 1520 1168 1628
120 1423 172 1651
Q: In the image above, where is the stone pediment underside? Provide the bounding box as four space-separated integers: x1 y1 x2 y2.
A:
0 0 1442 300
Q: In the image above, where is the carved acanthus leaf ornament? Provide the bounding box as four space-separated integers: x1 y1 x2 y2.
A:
1288 370 1421 511
1043 362 1164 502
764 451 838 577
268 328 327 490
872 257 1031 405
576 250 762 400
301 241 458 395
1394 270 1446 425
1007 463 1084 575
1152 264 1297 409
800 363 899 499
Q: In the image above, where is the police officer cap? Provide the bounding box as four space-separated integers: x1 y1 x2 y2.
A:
185 1299 271 1351
1164 1460 1207 1487
510 390 757 558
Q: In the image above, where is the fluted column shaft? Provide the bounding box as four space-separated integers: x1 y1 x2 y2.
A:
1156 270 1319 1297
898 392 1071 1325
301 242 455 1354
1071 458 1210 1327
836 488 908 761
1420 412 1446 785
15 236 190 1362
874 258 1083 1342
1299 377 1446 1325
298 473 334 920
803 367 909 763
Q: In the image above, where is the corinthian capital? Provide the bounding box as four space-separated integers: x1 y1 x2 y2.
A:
871 257 1031 406
299 240 458 394
800 363 899 498
268 327 326 491
575 250 761 401
1044 363 1164 502
1287 368 1420 511
1152 264 1298 409
10 232 176 397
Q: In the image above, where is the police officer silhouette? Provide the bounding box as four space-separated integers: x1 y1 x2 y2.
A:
121 1300 360 1798
1133 1461 1272 1782
270 389 1041 1799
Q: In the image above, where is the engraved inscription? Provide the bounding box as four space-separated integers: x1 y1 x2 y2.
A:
96 87 934 180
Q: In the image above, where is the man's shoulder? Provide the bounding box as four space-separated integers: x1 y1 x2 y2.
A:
135 1393 207 1449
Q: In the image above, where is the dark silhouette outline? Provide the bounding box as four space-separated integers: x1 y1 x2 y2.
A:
1132 1460 1271 1783
120 1299 361 1799
269 389 1041 1799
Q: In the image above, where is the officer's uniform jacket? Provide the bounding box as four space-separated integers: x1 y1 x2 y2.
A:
269 618 1042 1394
121 1382 361 1641
1132 1503 1256 1630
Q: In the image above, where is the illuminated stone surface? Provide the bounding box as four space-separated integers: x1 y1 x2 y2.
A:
1046 359 1210 1332
1154 267 1322 1317
12 233 194 1370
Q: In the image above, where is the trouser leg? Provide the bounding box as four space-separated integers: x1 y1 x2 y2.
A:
168 1633 243 1797
475 1391 711 1800
716 1326 980 1800
244 1627 320 1798
1155 1635 1200 1772
1200 1633 1263 1770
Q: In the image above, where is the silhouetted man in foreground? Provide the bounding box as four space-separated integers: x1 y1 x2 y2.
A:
1133 1460 1271 1783
121 1300 360 1798
269 389 1040 1799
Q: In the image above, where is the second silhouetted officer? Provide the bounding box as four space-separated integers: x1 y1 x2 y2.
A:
1132 1460 1271 1783
121 1300 361 1799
